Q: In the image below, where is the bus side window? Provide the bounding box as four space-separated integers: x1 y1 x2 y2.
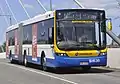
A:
48 27 54 44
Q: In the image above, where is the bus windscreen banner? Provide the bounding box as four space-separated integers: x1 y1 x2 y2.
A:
56 10 104 21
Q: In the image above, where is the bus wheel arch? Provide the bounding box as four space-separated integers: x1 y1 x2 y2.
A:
41 51 47 71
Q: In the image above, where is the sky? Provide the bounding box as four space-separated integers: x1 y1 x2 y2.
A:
0 0 120 45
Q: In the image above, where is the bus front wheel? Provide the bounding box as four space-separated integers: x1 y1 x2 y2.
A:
10 56 13 63
41 52 47 71
23 50 28 67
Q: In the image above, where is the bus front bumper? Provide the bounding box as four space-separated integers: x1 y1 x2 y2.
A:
49 55 107 67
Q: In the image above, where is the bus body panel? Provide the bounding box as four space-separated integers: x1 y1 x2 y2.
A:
47 54 107 67
22 45 54 64
6 9 107 69
37 45 54 59
8 46 20 60
7 44 107 67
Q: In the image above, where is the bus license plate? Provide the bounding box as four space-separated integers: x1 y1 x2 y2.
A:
80 62 88 65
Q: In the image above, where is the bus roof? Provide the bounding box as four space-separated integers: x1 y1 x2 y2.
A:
6 11 54 32
6 8 105 32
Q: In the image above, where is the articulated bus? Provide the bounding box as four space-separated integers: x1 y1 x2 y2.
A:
6 9 109 71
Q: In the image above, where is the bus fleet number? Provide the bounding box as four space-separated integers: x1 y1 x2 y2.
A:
89 59 100 63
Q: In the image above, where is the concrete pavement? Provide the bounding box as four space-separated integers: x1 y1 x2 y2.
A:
0 59 120 84
0 52 5 59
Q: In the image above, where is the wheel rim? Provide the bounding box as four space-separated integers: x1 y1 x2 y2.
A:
42 56 47 70
10 56 12 62
24 57 27 65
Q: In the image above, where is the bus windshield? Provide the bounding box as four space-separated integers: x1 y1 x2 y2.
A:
56 10 106 50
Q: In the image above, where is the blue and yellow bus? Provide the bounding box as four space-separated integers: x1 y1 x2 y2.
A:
6 9 108 71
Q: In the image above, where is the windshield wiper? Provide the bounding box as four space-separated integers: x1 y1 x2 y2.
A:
57 41 80 50
74 42 100 49
57 41 100 50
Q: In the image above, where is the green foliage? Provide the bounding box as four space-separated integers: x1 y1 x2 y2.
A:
0 42 6 53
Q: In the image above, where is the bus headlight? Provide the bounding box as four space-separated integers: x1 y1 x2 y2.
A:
56 53 68 56
100 52 107 56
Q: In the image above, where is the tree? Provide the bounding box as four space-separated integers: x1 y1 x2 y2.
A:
0 42 6 53
2 42 6 52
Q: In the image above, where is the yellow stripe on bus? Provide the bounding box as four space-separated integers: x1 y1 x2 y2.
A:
72 20 93 23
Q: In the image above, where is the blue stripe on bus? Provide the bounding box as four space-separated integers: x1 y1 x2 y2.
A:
8 54 107 68
52 54 107 67
45 54 107 67
26 56 40 65
26 56 55 67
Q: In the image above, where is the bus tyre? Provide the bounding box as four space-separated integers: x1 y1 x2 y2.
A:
10 56 13 63
9 50 14 63
41 53 47 71
24 56 28 67
82 66 91 71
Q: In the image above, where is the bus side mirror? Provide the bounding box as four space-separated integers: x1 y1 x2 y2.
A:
107 19 112 31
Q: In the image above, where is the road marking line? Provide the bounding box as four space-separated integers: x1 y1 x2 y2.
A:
1 62 78 84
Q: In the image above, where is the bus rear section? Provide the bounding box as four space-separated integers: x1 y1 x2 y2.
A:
52 9 107 68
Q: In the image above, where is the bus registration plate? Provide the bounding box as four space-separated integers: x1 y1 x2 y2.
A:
80 62 88 65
